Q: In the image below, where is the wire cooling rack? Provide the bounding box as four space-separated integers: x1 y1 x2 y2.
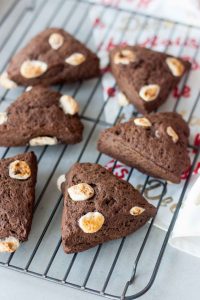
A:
0 0 200 299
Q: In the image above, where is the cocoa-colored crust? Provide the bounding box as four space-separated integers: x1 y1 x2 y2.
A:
110 45 191 113
7 28 100 86
0 86 83 146
0 152 37 241
97 112 190 183
61 163 156 253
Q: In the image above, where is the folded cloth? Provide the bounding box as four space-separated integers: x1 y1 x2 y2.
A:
169 176 200 257
89 0 200 27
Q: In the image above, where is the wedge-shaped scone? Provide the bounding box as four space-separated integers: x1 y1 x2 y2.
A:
0 86 83 146
110 45 191 113
0 152 37 253
60 163 156 253
0 28 100 88
98 112 190 183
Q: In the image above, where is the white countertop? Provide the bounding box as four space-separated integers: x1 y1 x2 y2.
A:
0 227 199 300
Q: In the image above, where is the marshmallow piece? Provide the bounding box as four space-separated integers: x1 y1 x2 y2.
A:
57 174 66 192
25 86 32 92
68 183 94 201
78 212 105 233
166 126 179 143
29 136 58 146
65 53 86 66
59 95 79 115
0 72 17 89
139 84 160 102
166 57 184 77
118 92 129 107
20 60 48 78
0 112 8 125
134 117 152 128
0 236 20 253
9 160 31 180
114 49 136 65
130 206 145 216
49 32 64 50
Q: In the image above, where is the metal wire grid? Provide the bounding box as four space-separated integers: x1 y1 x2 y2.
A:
0 0 36 51
0 0 199 299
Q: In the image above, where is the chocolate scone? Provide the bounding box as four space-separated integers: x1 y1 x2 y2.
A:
97 112 190 183
58 163 156 253
0 86 83 146
0 28 100 88
110 45 191 113
0 152 37 253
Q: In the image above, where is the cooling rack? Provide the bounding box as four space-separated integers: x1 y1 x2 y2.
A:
0 0 200 299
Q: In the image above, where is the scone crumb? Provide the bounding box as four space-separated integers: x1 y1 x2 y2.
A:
130 206 145 216
49 32 64 50
0 236 20 253
134 117 152 128
0 71 17 89
59 95 79 115
166 126 179 143
65 53 86 66
0 112 8 125
114 49 136 65
139 84 160 102
166 57 184 77
68 183 94 201
29 136 58 146
20 60 48 79
57 174 66 192
9 160 31 180
78 212 105 233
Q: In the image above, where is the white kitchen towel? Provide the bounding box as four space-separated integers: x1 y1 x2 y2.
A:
169 176 200 257
89 0 200 257
89 0 200 27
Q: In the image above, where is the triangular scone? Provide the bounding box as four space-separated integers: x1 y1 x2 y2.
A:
59 163 156 253
110 45 191 113
0 28 100 88
0 86 83 146
0 152 37 253
98 112 190 183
